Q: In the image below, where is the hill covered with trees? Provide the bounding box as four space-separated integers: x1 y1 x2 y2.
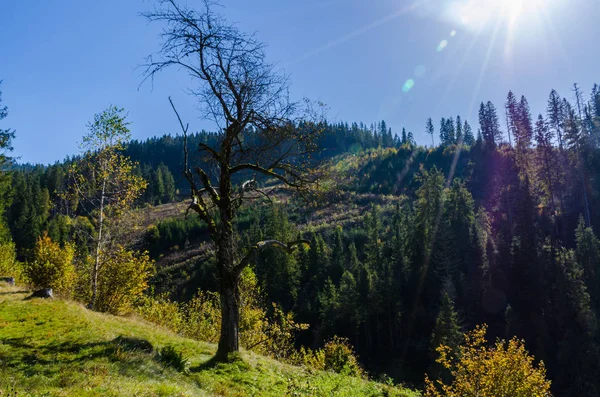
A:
2 79 600 395
1 1 600 395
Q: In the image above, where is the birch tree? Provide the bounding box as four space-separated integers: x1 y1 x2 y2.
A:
69 106 147 310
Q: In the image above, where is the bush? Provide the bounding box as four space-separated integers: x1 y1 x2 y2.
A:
0 242 23 283
322 336 363 376
94 248 154 314
289 336 363 377
24 233 75 294
134 293 185 332
157 345 189 374
425 324 552 397
135 267 308 360
179 290 221 343
289 346 326 371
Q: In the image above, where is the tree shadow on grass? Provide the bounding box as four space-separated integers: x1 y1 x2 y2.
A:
1 335 155 376
189 352 249 373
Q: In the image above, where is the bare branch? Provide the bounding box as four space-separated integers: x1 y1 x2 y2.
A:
234 239 309 274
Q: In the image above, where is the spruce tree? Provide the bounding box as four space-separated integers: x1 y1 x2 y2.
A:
429 292 462 381
547 89 564 149
455 115 463 144
506 91 518 146
463 120 475 146
330 225 345 284
439 117 447 146
426 117 435 146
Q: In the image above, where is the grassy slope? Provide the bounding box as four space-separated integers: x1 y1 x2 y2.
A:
0 284 419 397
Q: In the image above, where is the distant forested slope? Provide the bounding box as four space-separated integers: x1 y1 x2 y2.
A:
4 83 600 396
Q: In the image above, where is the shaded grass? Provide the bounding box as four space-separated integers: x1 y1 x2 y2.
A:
0 283 419 396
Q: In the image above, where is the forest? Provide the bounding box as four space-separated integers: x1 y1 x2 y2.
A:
2 78 600 395
1 1 600 396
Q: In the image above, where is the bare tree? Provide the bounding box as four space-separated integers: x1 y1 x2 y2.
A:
142 0 324 360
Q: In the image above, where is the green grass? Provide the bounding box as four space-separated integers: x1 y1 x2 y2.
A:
0 284 420 397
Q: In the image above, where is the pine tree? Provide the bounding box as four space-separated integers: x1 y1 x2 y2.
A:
426 117 435 146
513 96 534 173
506 91 518 147
563 99 584 150
479 102 502 148
439 117 447 146
330 225 345 284
446 117 456 144
463 120 475 146
575 216 600 312
534 114 558 225
429 292 462 381
407 131 415 146
547 89 564 149
455 115 463 144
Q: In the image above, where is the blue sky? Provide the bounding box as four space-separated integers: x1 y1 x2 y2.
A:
1 0 598 164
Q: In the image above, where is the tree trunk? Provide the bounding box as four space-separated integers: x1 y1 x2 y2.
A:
215 176 241 361
90 176 106 310
216 266 240 361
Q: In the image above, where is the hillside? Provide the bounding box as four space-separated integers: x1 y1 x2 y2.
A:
0 282 419 397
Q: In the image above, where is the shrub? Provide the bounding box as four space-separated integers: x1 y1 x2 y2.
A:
24 233 75 294
322 336 363 376
424 324 552 397
135 267 308 360
289 346 326 371
94 248 154 314
134 293 185 332
289 336 363 377
0 242 23 283
157 345 189 373
179 290 221 343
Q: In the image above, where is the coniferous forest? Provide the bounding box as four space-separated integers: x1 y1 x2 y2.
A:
1 1 600 396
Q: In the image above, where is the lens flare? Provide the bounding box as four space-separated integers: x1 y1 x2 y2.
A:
402 79 415 93
436 39 448 52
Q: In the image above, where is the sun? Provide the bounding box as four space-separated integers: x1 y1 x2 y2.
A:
502 0 524 19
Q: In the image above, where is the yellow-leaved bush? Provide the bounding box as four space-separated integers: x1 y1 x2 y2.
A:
94 248 154 314
425 324 552 397
289 336 364 377
135 267 308 360
0 242 23 283
24 233 75 295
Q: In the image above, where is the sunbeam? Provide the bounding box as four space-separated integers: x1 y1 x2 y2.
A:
289 0 432 65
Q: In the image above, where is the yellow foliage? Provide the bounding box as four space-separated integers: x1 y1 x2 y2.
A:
135 267 308 360
425 324 552 397
0 242 23 283
289 336 363 377
25 233 75 294
94 248 154 314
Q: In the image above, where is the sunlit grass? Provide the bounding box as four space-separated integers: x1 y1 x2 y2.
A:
0 283 419 396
